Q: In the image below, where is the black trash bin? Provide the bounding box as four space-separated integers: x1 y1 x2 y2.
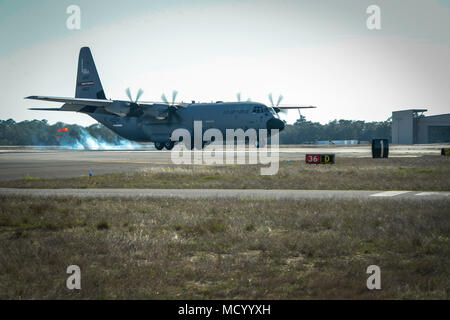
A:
372 139 389 158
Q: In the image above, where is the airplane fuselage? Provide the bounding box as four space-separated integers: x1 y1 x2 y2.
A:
89 101 284 143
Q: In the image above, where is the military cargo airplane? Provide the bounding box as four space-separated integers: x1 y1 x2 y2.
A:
27 47 316 150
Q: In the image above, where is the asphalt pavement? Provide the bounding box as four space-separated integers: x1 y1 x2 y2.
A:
0 188 448 201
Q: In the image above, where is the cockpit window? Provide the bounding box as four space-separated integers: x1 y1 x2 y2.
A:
252 106 272 113
252 106 263 113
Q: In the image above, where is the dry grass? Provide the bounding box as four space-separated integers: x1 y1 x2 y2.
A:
2 156 449 191
0 196 448 299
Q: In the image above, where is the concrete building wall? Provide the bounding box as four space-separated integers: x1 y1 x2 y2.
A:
392 110 414 144
392 109 450 144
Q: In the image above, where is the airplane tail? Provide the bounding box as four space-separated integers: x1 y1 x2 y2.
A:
75 47 106 99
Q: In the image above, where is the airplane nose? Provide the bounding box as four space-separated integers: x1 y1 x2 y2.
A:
267 118 285 131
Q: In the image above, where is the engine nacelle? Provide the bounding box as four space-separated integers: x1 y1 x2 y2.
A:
141 104 169 119
104 101 130 117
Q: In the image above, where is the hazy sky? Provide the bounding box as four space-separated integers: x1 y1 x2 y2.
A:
0 0 449 126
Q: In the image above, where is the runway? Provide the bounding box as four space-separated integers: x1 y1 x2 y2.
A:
0 188 448 201
0 144 447 180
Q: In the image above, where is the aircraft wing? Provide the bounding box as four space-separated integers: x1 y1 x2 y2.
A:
273 105 316 113
25 95 113 107
28 103 90 112
26 95 178 117
276 105 316 109
138 101 189 108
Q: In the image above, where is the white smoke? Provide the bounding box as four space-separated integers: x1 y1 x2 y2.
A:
69 127 146 150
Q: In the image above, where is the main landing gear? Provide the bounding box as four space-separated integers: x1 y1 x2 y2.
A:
164 141 175 150
154 141 175 150
155 139 266 150
154 142 164 150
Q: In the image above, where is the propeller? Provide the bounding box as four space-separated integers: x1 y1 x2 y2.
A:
104 88 142 117
161 93 168 104
126 88 132 102
268 93 284 107
276 94 283 106
161 90 178 106
126 87 144 103
236 92 251 102
268 93 287 114
135 89 144 102
161 90 181 122
120 87 145 117
171 90 178 105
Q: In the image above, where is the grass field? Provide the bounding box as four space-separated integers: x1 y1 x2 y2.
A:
0 196 448 299
2 156 449 191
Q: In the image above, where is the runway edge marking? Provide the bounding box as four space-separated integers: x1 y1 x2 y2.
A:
415 192 450 197
370 191 410 197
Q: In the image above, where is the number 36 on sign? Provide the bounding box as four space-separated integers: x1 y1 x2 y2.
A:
305 154 335 164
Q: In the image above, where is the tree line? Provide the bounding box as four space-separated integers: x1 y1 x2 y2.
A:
279 116 391 144
0 117 392 146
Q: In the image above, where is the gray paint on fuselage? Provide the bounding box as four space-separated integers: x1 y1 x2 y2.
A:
86 101 279 143
90 113 148 142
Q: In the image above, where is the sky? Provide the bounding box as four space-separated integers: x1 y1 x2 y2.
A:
0 0 449 126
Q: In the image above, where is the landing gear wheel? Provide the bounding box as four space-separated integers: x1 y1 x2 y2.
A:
154 142 164 150
164 140 175 150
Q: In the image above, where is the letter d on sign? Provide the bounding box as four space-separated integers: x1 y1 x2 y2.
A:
366 265 381 290
66 265 81 290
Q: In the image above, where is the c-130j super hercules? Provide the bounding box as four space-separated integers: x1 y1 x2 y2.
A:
27 47 315 150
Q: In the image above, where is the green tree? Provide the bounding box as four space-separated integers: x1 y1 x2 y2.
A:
279 117 391 144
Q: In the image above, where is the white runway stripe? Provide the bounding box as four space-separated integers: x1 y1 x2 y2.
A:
415 192 450 196
370 191 410 197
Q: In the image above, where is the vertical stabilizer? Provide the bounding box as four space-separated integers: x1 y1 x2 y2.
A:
75 47 106 99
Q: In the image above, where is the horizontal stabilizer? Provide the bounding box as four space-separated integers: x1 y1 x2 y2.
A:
28 108 64 111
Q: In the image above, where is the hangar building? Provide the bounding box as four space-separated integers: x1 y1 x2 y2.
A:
392 109 450 144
